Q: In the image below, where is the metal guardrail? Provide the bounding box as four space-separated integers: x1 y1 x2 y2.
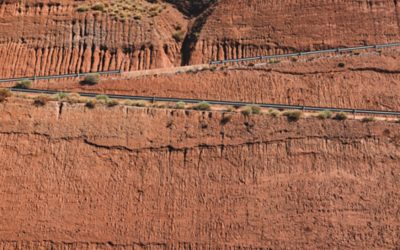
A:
0 70 122 83
210 42 400 65
9 88 400 116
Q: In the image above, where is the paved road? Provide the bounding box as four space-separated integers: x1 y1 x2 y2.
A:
9 88 400 116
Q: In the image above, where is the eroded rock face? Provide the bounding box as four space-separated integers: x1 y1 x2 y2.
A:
0 99 400 249
0 0 399 76
187 0 400 64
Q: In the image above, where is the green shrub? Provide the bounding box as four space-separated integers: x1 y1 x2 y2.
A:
106 99 119 107
80 73 100 85
175 101 186 109
33 95 50 107
338 62 345 68
14 80 32 89
76 5 89 12
317 110 333 120
361 117 375 123
0 89 12 102
268 109 280 117
91 3 105 12
334 112 348 121
172 31 185 42
283 110 302 122
95 94 109 104
85 100 96 109
241 107 252 116
193 101 211 111
241 105 261 116
221 114 233 125
54 92 68 101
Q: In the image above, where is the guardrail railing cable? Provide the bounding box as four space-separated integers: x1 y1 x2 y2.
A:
9 88 400 116
210 42 400 64
0 70 122 83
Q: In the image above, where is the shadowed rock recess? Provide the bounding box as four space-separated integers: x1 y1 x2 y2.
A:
0 99 400 249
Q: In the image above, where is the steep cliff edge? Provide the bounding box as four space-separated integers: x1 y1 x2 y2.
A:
0 98 399 249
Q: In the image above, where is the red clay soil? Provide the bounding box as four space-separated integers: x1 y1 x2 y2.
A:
33 50 400 111
0 98 399 249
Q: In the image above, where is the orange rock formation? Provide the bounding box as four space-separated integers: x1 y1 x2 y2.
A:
0 98 399 249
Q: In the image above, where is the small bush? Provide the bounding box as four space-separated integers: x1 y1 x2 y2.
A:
0 89 12 102
133 101 146 107
77 5 89 12
106 99 119 107
80 73 100 85
317 110 333 120
241 107 252 116
221 114 233 125
85 100 96 109
361 117 375 123
193 101 211 111
283 110 302 122
67 93 81 103
338 62 346 68
95 94 109 103
33 95 50 107
14 80 32 89
172 31 185 42
91 3 105 12
268 109 281 117
175 101 186 109
54 92 68 101
334 112 348 121
241 105 261 116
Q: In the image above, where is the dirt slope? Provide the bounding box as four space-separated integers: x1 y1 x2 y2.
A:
0 98 400 249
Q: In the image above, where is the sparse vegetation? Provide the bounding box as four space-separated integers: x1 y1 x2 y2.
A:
283 110 302 122
80 73 100 85
33 95 50 107
0 89 12 102
54 92 68 101
338 62 346 68
91 2 106 12
221 114 233 125
268 109 281 117
106 99 119 107
241 105 261 116
95 94 110 104
14 80 32 89
175 101 186 109
361 117 375 123
76 5 89 12
334 112 348 121
172 30 185 42
85 100 96 109
193 101 211 111
317 110 333 120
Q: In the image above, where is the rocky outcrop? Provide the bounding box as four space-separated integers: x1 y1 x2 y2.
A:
0 98 399 249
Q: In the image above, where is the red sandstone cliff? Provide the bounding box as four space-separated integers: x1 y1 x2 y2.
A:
0 0 399 77
0 98 399 249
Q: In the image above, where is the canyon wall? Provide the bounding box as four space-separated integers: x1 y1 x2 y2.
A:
1 0 399 77
187 0 400 64
0 98 399 249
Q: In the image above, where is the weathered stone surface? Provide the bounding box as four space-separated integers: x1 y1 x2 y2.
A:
0 99 399 249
